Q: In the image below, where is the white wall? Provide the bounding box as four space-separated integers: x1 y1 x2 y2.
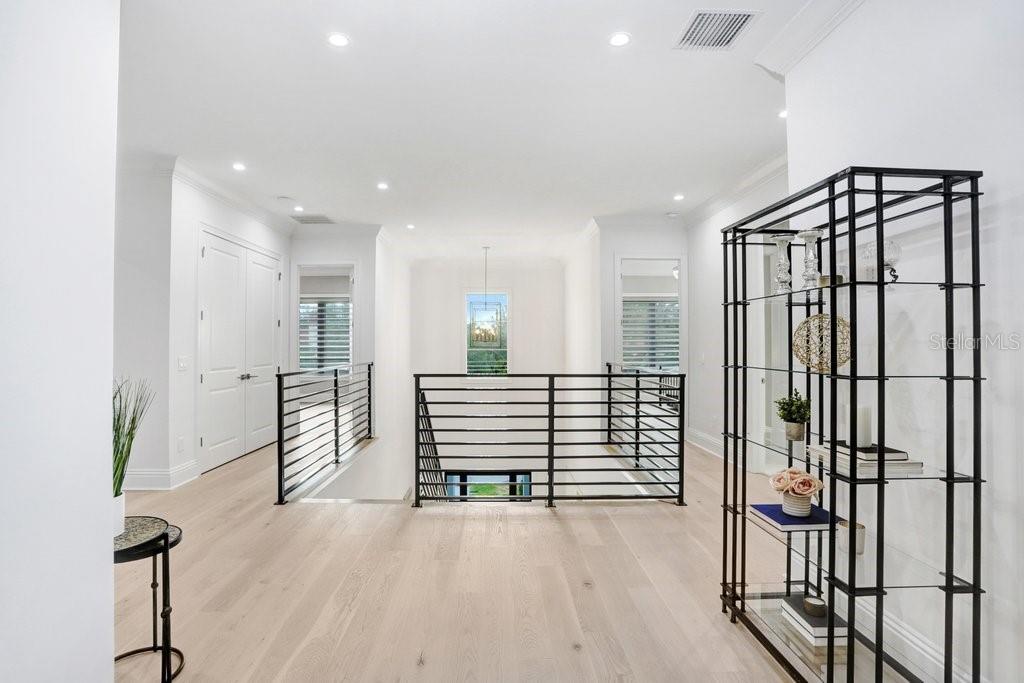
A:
684 159 789 459
311 229 413 499
117 160 291 489
563 222 602 374
410 257 566 374
784 1 1024 679
0 1 119 678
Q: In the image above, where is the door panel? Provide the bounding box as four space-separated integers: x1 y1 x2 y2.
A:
244 250 279 452
199 233 246 471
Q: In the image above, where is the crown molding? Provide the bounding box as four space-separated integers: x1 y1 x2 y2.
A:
170 159 294 236
684 154 788 228
754 0 865 77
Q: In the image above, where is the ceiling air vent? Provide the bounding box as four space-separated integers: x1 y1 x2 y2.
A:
675 10 760 51
290 214 335 225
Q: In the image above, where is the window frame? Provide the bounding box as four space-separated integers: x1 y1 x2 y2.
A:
463 289 511 376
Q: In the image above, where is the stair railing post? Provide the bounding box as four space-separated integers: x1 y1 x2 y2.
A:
547 375 556 508
276 373 285 504
366 362 374 439
634 370 641 467
676 373 686 506
333 368 341 463
413 375 422 507
606 362 613 445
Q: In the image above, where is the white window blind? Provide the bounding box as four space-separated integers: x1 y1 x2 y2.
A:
620 296 679 370
298 296 352 369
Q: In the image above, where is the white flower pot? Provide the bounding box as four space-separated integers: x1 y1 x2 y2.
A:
784 421 806 441
782 491 812 517
113 493 125 537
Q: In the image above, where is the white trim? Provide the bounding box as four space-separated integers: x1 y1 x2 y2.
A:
685 429 723 458
754 0 865 77
683 154 789 228
122 459 199 491
170 160 293 235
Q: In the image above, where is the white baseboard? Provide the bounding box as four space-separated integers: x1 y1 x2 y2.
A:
686 427 723 457
123 459 199 491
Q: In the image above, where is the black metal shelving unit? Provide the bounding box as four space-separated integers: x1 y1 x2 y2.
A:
720 167 984 682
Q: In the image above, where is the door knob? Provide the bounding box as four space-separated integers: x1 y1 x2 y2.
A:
238 373 251 380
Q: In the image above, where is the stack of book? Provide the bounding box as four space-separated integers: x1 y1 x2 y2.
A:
780 595 848 655
808 441 923 478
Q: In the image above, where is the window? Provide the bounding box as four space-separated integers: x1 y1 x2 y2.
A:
298 296 351 369
445 471 531 500
466 292 508 375
620 296 680 370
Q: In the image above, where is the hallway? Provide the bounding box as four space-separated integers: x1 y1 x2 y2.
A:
116 445 786 681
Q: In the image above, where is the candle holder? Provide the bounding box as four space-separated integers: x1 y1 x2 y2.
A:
771 234 795 294
797 229 823 290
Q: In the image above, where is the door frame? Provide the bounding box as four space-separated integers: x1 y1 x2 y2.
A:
195 225 284 472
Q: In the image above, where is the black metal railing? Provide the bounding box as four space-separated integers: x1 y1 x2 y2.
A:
276 362 373 503
412 369 685 506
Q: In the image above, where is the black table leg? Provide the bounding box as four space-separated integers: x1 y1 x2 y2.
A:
160 533 172 683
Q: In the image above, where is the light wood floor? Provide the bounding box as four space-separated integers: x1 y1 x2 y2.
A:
116 444 787 682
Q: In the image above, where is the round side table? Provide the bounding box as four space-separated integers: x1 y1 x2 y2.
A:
114 516 184 681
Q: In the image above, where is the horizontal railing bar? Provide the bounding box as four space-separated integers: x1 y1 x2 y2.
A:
282 394 366 418
284 428 368 474
417 494 677 501
282 427 336 457
420 426 675 433
419 400 679 406
416 373 680 378
424 440 681 446
282 380 368 404
282 441 336 474
278 362 372 379
283 459 336 497
283 373 368 392
418 466 679 473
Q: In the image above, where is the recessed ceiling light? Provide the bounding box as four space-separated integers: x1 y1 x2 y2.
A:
377 181 389 190
232 162 246 171
406 224 415 230
778 109 788 118
293 205 304 212
327 33 350 48
673 194 685 201
609 32 631 47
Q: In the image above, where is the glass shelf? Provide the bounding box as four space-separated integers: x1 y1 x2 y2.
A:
739 582 938 682
724 433 977 483
727 280 981 306
728 504 977 592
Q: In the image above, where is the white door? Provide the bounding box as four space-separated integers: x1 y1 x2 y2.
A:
198 233 247 471
199 232 280 472
244 249 279 452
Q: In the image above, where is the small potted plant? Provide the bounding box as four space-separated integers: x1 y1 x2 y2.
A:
113 378 153 536
775 390 811 441
770 467 824 517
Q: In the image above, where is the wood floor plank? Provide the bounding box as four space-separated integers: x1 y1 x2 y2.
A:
115 443 786 682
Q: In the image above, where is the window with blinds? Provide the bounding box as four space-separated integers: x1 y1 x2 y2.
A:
298 296 352 369
620 296 680 370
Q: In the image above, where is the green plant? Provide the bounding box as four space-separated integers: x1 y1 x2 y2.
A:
113 378 154 497
776 390 811 424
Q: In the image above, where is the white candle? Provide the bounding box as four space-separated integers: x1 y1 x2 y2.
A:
857 405 872 447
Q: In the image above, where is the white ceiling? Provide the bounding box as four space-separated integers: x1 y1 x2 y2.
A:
119 1 801 249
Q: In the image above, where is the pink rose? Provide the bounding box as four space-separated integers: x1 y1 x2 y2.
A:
770 470 791 492
789 476 819 496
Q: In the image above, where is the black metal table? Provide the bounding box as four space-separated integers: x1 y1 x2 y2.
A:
114 516 184 681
